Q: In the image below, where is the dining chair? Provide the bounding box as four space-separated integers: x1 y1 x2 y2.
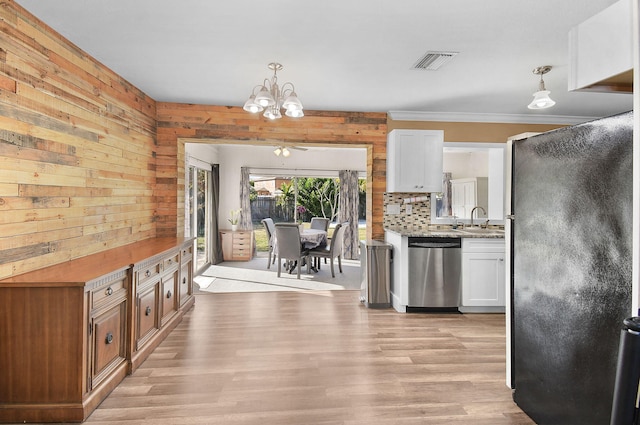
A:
261 218 276 269
309 222 346 278
310 217 330 231
274 223 310 279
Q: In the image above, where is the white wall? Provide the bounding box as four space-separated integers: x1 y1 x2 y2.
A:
186 143 367 227
443 151 489 178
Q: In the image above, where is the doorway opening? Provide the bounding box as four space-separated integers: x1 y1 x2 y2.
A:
250 174 367 257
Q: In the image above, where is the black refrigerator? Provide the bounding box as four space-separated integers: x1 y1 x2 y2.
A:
511 111 633 425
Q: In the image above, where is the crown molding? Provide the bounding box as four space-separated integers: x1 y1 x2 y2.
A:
387 110 596 125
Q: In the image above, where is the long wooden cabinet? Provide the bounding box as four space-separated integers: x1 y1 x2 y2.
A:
0 237 195 423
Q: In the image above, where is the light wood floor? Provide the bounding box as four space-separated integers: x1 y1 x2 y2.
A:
85 291 535 425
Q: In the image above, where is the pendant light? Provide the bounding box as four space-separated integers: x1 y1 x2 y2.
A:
527 66 556 110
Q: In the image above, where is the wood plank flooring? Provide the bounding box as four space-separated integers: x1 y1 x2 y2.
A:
85 291 535 424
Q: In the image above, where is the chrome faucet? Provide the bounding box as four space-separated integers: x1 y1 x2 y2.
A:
470 206 487 227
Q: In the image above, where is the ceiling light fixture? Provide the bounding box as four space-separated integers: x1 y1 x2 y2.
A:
243 62 304 120
273 146 291 157
527 65 556 110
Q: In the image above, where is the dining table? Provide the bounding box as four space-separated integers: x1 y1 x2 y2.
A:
272 226 328 274
300 228 328 249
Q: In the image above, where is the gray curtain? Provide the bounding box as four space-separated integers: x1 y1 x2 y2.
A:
338 170 359 260
210 164 223 264
239 167 252 230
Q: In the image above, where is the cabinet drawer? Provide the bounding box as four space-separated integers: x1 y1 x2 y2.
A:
233 233 251 244
462 238 505 253
136 284 159 349
180 244 193 264
163 252 180 271
232 247 252 259
91 300 127 389
136 262 161 286
91 277 126 310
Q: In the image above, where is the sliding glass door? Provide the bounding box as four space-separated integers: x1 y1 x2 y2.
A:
188 166 211 272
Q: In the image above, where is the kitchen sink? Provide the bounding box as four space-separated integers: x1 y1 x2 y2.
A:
455 227 504 235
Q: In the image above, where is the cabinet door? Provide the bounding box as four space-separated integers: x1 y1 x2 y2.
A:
179 262 192 307
387 130 443 192
136 283 159 349
451 182 468 218
461 252 505 306
462 181 477 207
91 299 127 389
220 231 233 261
161 270 178 326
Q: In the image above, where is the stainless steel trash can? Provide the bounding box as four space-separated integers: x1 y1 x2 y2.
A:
360 240 392 308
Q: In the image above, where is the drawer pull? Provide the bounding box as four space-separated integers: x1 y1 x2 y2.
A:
166 290 172 299
105 332 113 344
145 306 152 316
105 286 113 296
145 270 151 277
167 259 172 264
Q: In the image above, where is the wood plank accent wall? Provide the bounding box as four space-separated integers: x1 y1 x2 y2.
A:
0 2 158 279
155 103 388 241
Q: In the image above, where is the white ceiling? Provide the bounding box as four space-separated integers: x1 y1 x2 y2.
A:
16 0 633 121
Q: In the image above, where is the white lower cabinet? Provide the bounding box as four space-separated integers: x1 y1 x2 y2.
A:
460 238 505 312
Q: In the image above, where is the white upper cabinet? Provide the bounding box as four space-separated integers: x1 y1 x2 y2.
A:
386 129 443 193
568 0 633 92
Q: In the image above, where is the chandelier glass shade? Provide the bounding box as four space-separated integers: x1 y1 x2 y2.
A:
527 65 555 110
243 62 304 119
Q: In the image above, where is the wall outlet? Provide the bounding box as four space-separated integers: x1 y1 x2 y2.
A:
406 204 412 214
387 204 401 215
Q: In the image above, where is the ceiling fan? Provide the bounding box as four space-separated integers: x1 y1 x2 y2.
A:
273 145 307 157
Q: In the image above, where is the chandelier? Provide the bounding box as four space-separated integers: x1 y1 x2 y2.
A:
243 62 304 120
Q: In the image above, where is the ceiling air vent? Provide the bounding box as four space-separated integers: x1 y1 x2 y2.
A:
412 51 458 71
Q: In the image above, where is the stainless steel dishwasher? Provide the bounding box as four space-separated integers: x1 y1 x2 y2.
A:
408 237 461 311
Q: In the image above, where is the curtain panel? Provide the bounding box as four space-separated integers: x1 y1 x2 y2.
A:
338 170 359 260
240 167 253 230
211 164 223 264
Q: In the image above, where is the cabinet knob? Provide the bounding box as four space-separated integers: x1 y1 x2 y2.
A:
499 258 504 262
145 270 151 277
166 290 172 299
105 286 113 296
182 277 186 285
105 332 113 344
145 306 152 316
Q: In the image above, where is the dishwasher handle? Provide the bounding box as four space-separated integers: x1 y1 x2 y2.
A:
408 237 461 249
410 242 460 249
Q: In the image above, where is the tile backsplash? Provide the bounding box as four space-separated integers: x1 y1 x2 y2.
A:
383 192 432 230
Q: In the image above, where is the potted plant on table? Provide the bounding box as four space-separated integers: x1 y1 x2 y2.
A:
228 209 241 231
